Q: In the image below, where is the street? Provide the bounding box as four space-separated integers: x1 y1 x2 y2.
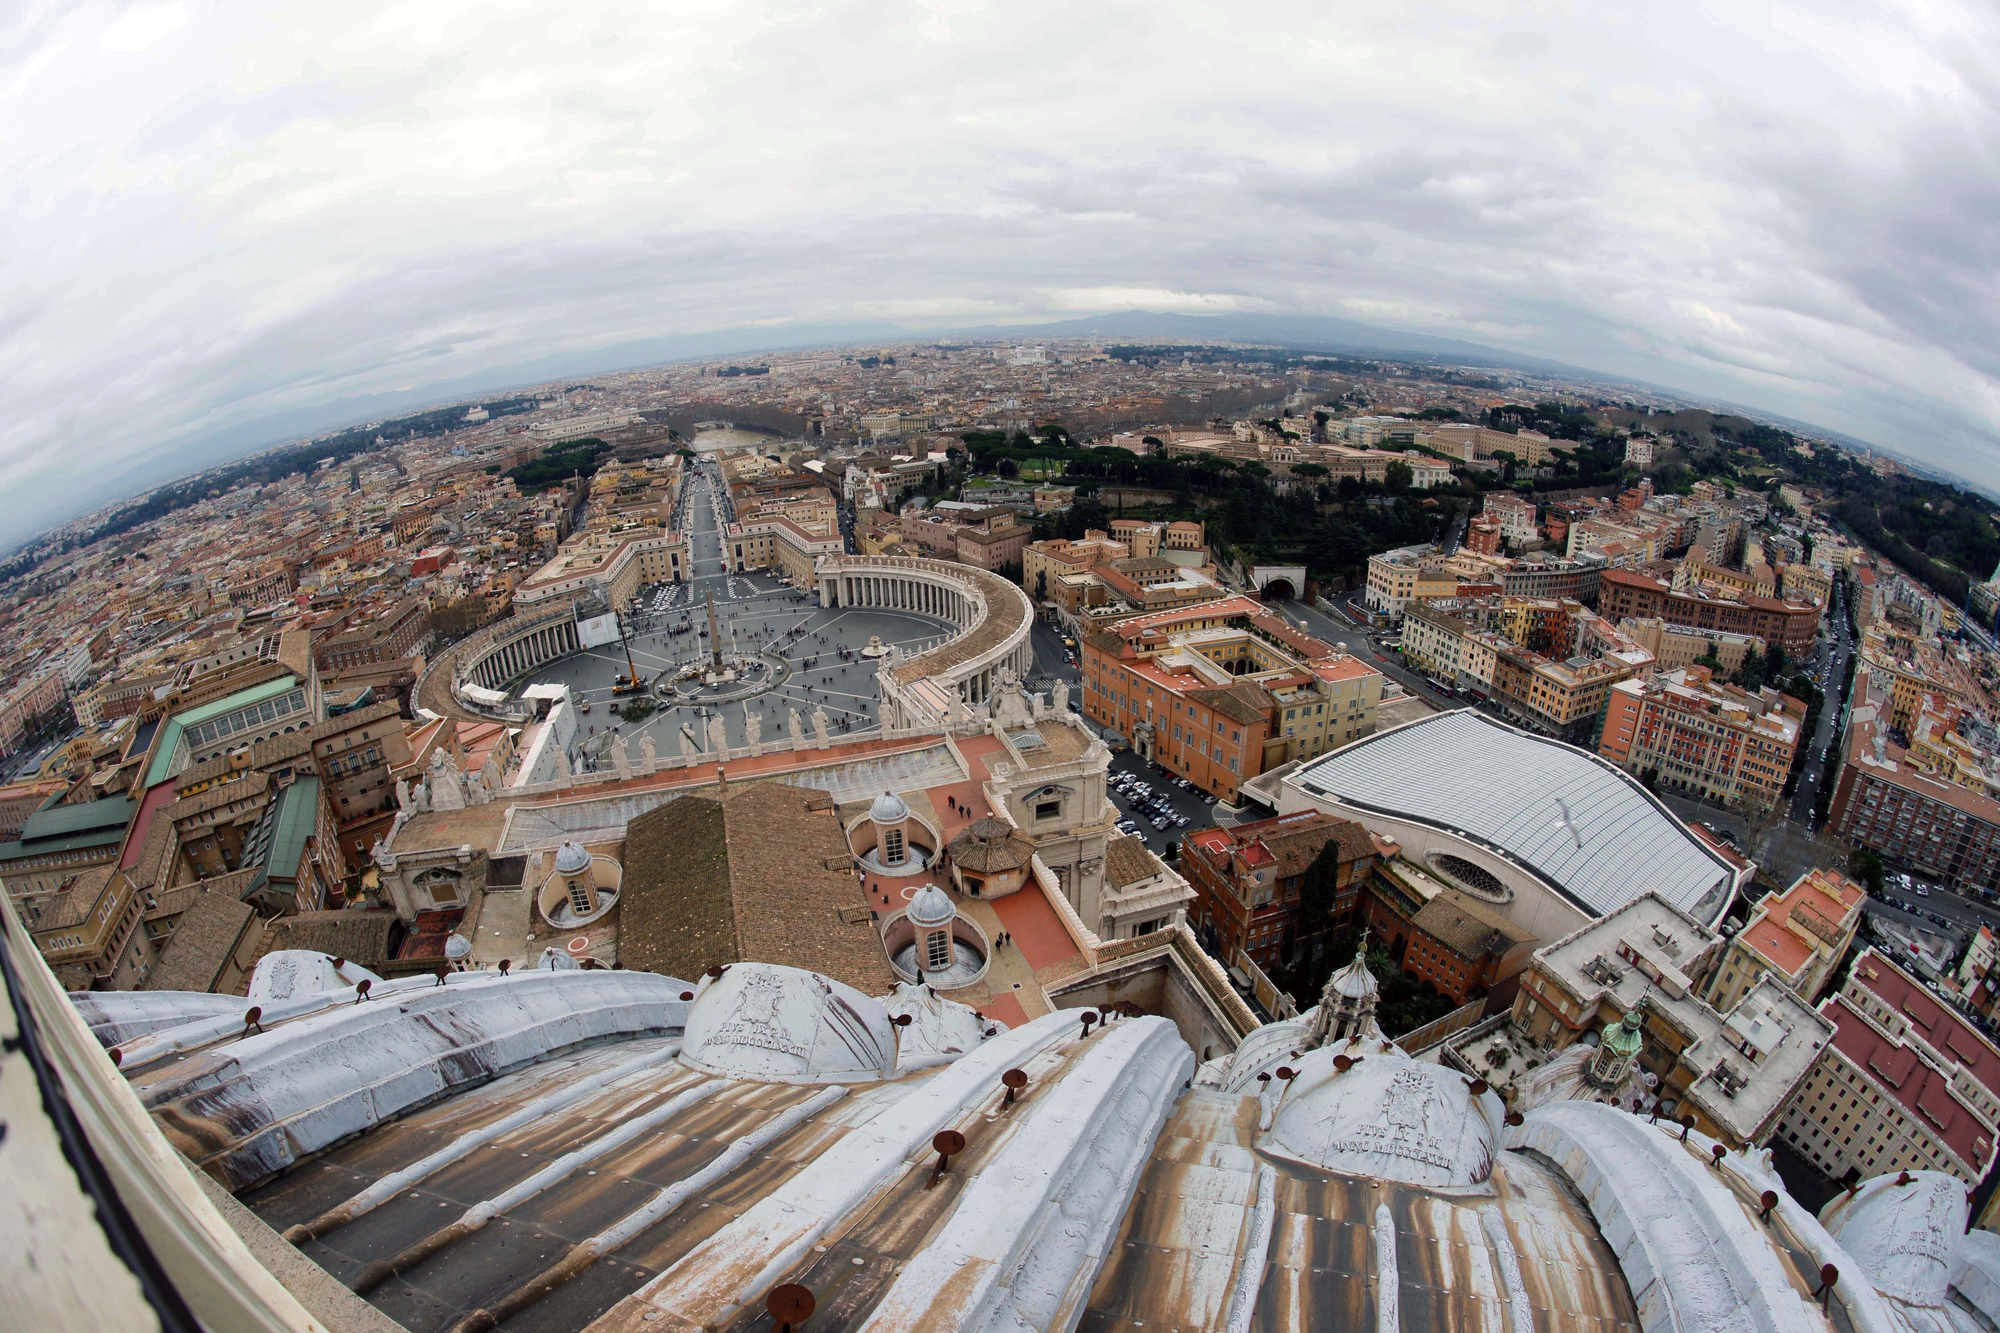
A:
1785 578 1853 826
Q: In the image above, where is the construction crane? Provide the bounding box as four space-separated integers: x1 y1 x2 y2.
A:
611 616 647 696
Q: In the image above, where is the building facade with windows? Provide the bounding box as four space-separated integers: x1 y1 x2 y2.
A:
1777 950 2000 1184
1181 810 1379 968
1598 666 1805 812
1705 867 1866 1012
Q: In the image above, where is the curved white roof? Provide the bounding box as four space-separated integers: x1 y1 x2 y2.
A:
1292 710 1736 921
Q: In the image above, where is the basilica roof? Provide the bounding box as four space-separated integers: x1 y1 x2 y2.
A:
87 947 2000 1333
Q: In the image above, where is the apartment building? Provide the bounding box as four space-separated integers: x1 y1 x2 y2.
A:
1777 950 2000 1184
1021 532 1129 605
1483 492 1541 546
1830 671 2000 894
1618 617 1765 680
1181 810 1379 968
1706 868 1867 1011
1510 893 1834 1149
1598 666 1805 812
1364 545 1505 622
1500 552 1604 603
1080 596 1382 800
1598 566 1822 656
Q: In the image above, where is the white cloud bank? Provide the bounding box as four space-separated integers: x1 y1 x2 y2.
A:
4 0 2000 542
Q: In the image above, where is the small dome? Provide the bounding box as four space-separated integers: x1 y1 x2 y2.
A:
908 884 956 927
554 841 592 876
871 790 910 824
1328 950 1379 1000
1265 1049 1499 1188
1821 1170 1966 1306
680 962 896 1083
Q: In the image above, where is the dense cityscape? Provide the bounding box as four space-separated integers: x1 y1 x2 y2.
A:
17 333 2000 1333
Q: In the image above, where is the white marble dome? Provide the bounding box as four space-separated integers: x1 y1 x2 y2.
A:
553 840 592 876
908 883 956 928
871 789 910 824
1265 1047 1500 1190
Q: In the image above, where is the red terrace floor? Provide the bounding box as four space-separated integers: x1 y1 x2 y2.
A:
983 991 1030 1030
992 885 1082 974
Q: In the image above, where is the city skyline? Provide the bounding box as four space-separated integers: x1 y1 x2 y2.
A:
6 3 2000 548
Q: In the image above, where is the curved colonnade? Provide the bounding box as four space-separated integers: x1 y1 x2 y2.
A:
418 555 1033 733
416 605 582 723
816 554 1033 721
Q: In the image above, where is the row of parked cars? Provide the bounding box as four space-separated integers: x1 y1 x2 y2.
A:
1111 770 1196 837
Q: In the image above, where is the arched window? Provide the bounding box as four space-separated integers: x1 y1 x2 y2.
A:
926 930 950 970
883 828 905 865
567 878 592 915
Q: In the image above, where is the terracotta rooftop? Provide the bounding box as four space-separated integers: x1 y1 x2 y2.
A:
141 889 256 994
620 783 894 993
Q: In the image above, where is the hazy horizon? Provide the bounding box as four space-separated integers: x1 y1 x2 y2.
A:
7 2 1998 548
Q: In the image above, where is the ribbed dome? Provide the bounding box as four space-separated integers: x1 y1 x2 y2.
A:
871 790 910 824
1328 950 1379 1000
554 841 592 876
908 883 956 927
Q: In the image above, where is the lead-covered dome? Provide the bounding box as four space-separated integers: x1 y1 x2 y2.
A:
908 883 956 928
1821 1169 1966 1306
1327 949 1379 1000
679 962 897 1083
1265 1047 1500 1189
871 789 910 824
553 840 592 876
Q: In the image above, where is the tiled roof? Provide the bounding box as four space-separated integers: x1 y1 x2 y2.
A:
142 890 256 994
251 907 400 969
1824 996 1993 1174
1103 834 1159 889
1850 952 2000 1101
948 816 1033 874
1412 889 1533 959
621 784 894 993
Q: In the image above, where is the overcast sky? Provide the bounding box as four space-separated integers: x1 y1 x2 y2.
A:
5 1 1997 546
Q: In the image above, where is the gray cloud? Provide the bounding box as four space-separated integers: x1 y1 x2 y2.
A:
3 0 1999 548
